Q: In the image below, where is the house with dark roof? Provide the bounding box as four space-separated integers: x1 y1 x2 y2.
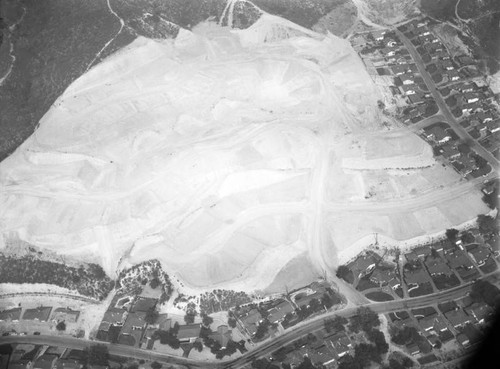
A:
328 332 353 358
413 246 433 258
444 309 474 329
23 306 52 322
56 359 83 369
399 73 415 85
464 92 480 104
98 308 126 332
466 302 493 324
404 268 430 288
130 297 157 313
51 308 80 324
372 30 387 41
467 244 491 266
426 126 450 143
177 324 201 343
407 93 424 104
239 308 262 336
348 252 381 278
118 311 147 347
267 299 295 324
456 333 470 347
33 354 58 369
445 250 474 270
407 343 420 356
0 307 21 322
370 267 400 289
208 325 233 349
401 85 417 95
425 257 452 276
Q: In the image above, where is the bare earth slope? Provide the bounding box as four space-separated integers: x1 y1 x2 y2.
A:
0 13 489 293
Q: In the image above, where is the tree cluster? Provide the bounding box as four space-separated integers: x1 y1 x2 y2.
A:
324 315 348 333
348 307 381 334
470 280 500 307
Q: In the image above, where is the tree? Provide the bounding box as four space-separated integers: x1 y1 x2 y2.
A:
325 315 348 333
85 345 109 366
461 232 475 244
349 307 380 333
477 214 499 234
228 316 237 328
184 311 196 324
151 362 162 369
367 328 389 354
254 323 268 340
354 343 381 367
202 314 214 327
445 228 459 242
192 341 203 352
56 321 66 331
470 280 500 307
150 277 160 289
336 265 352 281
145 307 159 324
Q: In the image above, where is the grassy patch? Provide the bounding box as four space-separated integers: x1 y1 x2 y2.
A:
365 291 394 302
408 282 434 297
356 276 378 291
432 273 461 290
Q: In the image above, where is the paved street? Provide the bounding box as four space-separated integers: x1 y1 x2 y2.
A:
2 271 498 369
395 29 500 171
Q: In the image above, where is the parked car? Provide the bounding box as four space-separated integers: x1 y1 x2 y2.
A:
33 332 41 335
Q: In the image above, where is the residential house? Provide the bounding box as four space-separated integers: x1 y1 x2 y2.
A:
426 334 440 348
413 246 432 259
33 355 58 369
391 64 409 75
51 308 80 324
445 250 475 270
440 145 461 160
417 315 438 333
399 73 415 85
23 306 52 322
0 307 21 322
466 302 493 324
467 244 491 266
464 92 480 104
425 257 452 276
404 268 430 289
118 311 147 347
433 316 449 333
401 85 416 95
456 333 470 347
441 60 454 70
267 299 295 324
444 309 474 329
460 83 475 93
408 93 425 104
486 119 500 133
328 332 353 358
56 359 83 369
177 324 201 343
407 343 420 356
130 297 157 313
372 30 386 41
98 308 126 333
239 308 262 336
348 252 380 278
426 126 450 143
370 267 400 289
208 325 233 349
157 314 172 331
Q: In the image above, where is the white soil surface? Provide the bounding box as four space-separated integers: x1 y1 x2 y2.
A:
0 8 490 296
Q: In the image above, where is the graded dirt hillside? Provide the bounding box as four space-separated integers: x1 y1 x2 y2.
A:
0 11 490 293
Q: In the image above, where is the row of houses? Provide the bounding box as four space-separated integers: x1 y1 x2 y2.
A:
422 122 491 179
0 306 79 325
